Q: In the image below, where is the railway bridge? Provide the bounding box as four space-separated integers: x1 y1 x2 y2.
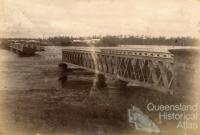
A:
9 40 44 56
60 47 199 99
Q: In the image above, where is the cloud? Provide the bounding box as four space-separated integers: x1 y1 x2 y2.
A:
0 0 200 38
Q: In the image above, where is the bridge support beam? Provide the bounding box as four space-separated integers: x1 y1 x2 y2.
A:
58 63 69 88
169 49 200 101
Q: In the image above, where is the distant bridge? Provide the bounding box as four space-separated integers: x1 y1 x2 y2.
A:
61 48 175 93
9 40 44 56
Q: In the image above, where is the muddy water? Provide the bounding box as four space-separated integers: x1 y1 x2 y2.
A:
0 46 63 91
0 46 129 135
0 46 190 135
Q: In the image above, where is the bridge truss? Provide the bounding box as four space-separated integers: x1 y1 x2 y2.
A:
62 49 174 93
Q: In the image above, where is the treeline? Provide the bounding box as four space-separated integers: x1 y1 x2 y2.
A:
98 36 198 46
1 35 197 47
47 36 73 46
46 35 198 46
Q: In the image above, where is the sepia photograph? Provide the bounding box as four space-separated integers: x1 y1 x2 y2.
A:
0 0 200 135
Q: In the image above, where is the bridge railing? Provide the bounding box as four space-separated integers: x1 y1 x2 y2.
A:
101 49 173 58
62 49 174 93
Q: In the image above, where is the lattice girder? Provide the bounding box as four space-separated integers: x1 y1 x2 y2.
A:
62 49 174 93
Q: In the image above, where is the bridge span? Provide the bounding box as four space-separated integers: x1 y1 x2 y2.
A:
9 40 45 56
60 47 199 98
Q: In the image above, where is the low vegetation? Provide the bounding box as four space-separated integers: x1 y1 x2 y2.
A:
1 35 198 47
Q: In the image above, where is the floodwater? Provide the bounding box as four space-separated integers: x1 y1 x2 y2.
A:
0 46 63 91
0 46 196 135
0 46 128 135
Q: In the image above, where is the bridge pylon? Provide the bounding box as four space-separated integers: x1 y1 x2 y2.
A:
90 73 107 97
58 63 69 88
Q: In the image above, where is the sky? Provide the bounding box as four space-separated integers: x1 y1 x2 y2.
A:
0 0 200 38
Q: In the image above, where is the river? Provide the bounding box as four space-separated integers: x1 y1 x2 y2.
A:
0 46 127 135
0 46 193 135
